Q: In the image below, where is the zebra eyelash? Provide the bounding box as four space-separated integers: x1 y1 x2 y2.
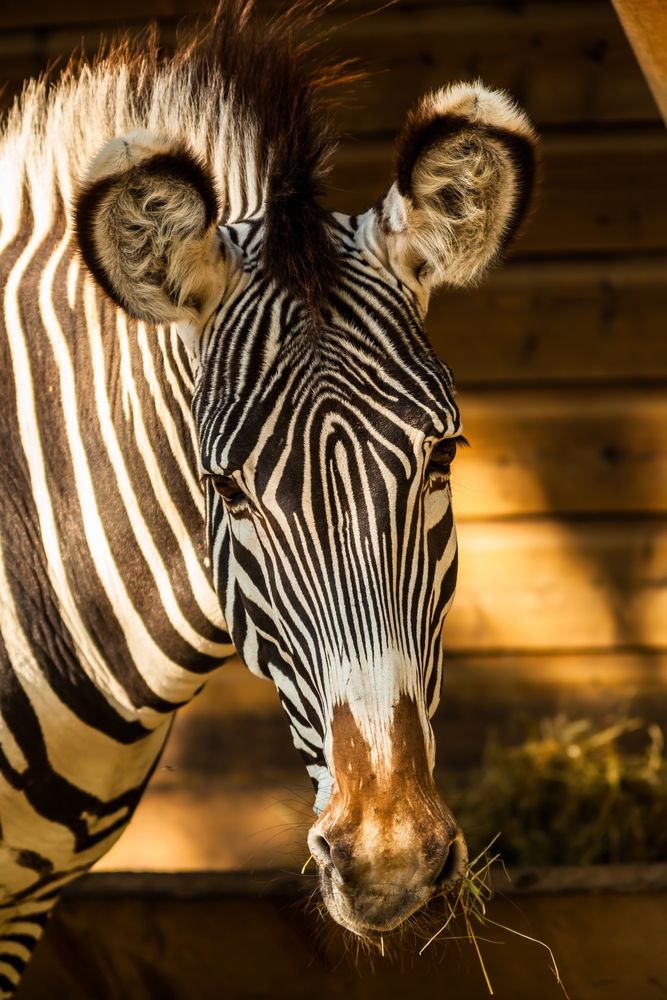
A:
427 434 470 478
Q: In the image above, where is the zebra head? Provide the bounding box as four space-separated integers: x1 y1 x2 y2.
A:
75 46 535 936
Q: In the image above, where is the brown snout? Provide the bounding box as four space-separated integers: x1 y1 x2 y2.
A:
308 801 466 934
309 697 468 936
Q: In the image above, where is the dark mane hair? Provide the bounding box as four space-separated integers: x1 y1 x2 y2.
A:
181 0 357 304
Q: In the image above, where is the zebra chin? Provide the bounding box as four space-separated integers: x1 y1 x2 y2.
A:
306 696 468 937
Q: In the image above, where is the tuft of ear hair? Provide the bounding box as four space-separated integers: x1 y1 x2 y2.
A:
75 131 223 325
382 81 537 292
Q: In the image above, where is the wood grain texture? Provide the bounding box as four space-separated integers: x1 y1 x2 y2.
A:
451 386 667 518
91 648 667 869
429 257 667 385
20 879 667 1000
130 648 666 766
451 518 667 651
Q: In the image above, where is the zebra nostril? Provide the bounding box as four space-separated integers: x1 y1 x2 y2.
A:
308 832 333 869
433 835 466 890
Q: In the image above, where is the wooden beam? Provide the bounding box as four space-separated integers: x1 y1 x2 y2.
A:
20 874 667 1000
0 3 659 128
98 640 667 868
451 518 667 651
611 0 667 124
85 646 667 871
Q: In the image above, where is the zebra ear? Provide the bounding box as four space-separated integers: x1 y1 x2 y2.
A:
378 82 537 295
75 132 225 326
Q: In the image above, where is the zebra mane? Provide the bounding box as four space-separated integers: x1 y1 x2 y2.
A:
0 0 355 303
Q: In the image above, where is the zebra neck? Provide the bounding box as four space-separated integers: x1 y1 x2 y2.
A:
0 205 234 730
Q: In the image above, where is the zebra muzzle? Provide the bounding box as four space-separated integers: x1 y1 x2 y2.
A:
307 696 467 935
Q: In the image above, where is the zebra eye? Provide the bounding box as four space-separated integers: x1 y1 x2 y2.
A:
428 436 468 478
210 475 246 507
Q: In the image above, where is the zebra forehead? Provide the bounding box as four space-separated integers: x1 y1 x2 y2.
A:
198 371 460 476
195 302 460 472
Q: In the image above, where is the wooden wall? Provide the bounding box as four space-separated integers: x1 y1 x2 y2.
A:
2 0 666 871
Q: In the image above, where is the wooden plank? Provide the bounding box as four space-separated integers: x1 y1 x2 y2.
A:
612 0 667 124
438 651 667 766
335 2 658 131
93 649 667 869
134 516 667 657
98 644 667 866
77 864 667 897
451 518 667 652
20 881 667 1000
328 128 667 255
0 3 658 128
451 386 667 518
169 651 667 728
428 258 667 386
149 518 667 656
0 0 206 28
96 771 313 872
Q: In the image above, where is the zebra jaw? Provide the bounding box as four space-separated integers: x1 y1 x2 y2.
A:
307 696 467 937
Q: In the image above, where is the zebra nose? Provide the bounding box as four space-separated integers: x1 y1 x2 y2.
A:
432 833 468 890
308 830 333 869
308 814 467 930
307 829 353 880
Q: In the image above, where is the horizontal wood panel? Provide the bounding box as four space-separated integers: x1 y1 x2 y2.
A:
22 880 656 1000
173 650 667 724
452 518 667 651
428 257 667 385
0 0 614 29
152 518 667 658
0 3 657 128
163 650 667 767
451 387 667 518
0 0 205 28
334 3 658 131
329 129 667 255
97 772 313 872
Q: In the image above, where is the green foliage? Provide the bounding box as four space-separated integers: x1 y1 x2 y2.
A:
452 716 667 866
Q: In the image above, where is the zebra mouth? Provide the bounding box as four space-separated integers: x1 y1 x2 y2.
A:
313 833 468 939
314 866 454 939
316 869 419 937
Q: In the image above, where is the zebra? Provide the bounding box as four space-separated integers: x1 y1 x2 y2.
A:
0 0 536 992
